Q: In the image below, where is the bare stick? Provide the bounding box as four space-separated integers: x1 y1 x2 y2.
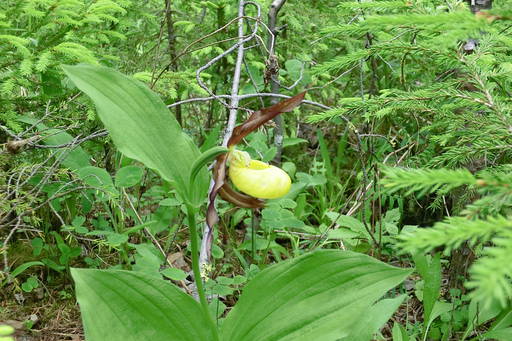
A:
199 1 261 270
195 4 261 108
267 0 286 56
167 93 330 110
152 15 250 86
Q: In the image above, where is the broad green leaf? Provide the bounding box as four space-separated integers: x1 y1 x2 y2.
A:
325 212 371 240
327 229 360 245
0 324 15 336
76 166 117 199
106 232 128 246
491 306 512 331
424 301 452 338
123 220 156 235
71 268 213 341
132 243 164 278
462 299 502 339
161 267 187 281
413 253 441 323
200 126 221 152
62 64 207 205
317 130 333 178
284 59 303 81
42 129 92 170
345 294 407 341
190 146 228 187
392 323 409 341
221 250 412 341
283 137 307 148
115 165 143 187
482 327 512 340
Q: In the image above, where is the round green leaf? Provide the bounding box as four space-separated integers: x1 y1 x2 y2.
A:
115 165 144 187
161 268 187 281
76 166 116 199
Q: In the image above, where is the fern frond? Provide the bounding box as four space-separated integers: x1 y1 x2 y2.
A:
312 50 369 75
80 14 102 24
381 167 476 197
399 215 511 254
337 1 409 11
0 11 9 28
89 0 127 16
53 42 97 64
323 12 479 36
22 3 46 18
467 231 512 308
19 58 33 76
101 30 126 41
0 35 30 56
1 78 16 95
307 97 366 123
35 51 53 72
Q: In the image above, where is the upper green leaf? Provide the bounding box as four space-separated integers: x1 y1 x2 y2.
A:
62 64 207 205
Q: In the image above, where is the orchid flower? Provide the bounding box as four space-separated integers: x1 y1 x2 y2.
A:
207 92 306 228
228 149 291 199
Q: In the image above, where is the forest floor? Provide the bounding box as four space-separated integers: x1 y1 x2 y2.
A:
1 292 82 340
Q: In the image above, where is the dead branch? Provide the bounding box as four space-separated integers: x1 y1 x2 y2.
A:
199 0 262 271
167 93 330 110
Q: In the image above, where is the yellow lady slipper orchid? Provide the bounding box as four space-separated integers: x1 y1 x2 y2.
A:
228 150 291 199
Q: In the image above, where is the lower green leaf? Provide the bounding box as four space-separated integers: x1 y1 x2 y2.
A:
71 268 213 341
221 250 412 341
482 327 512 340
344 294 407 341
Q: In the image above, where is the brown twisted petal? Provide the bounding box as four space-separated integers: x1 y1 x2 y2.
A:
206 153 228 229
218 184 265 209
227 92 306 147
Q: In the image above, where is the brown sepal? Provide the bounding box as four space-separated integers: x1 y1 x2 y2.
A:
206 153 228 228
227 91 306 147
218 185 264 209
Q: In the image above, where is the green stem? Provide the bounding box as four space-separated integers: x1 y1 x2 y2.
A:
105 202 130 268
251 208 257 261
186 204 219 341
